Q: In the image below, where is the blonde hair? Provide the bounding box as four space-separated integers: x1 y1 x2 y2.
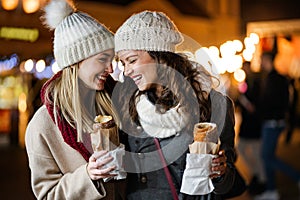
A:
45 64 119 142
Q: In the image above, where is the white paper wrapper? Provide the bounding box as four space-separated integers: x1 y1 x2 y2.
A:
180 122 220 195
180 153 217 195
96 144 127 182
189 141 220 154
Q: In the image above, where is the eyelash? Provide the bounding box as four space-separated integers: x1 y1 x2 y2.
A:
129 59 136 64
101 58 107 62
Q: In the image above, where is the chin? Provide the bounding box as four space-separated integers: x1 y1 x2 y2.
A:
137 84 151 91
95 85 104 91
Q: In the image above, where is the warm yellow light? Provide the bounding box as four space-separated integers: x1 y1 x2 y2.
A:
220 41 235 58
51 61 60 74
18 92 27 112
232 55 243 70
24 59 34 72
243 49 254 62
233 40 243 52
22 0 40 14
208 46 220 58
0 27 39 42
244 37 257 48
250 33 260 44
215 57 226 74
36 59 45 72
2 0 19 10
234 69 246 82
223 55 242 73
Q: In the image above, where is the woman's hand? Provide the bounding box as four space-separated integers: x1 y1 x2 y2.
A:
87 150 116 180
210 150 227 179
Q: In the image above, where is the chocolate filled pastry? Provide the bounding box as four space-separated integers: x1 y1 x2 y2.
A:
94 115 115 129
91 114 120 151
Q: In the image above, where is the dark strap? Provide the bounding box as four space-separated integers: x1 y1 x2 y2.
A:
154 138 179 200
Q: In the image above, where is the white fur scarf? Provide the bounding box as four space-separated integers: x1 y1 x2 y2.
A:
136 94 189 138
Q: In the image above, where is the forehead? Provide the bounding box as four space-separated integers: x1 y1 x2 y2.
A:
117 50 144 59
99 49 114 56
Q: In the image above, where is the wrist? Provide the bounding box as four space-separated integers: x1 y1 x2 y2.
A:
212 174 224 183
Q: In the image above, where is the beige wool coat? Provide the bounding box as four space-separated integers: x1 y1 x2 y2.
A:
25 105 124 200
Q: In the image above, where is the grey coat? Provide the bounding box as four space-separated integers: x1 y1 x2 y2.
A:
118 89 237 200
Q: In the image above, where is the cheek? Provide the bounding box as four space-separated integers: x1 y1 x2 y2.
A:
78 69 87 80
145 67 157 80
78 69 95 86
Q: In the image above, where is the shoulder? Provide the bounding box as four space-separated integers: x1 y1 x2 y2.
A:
210 89 234 107
28 106 53 128
209 89 235 136
25 105 59 154
25 105 57 142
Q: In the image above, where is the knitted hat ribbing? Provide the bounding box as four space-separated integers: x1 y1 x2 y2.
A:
42 0 114 69
114 10 183 53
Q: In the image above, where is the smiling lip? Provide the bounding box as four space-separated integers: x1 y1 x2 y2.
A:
99 76 107 81
131 75 142 84
97 74 108 81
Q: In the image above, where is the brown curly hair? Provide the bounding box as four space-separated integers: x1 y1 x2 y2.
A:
128 51 213 125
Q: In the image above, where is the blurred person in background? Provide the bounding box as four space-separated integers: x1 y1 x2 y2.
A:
285 77 299 144
25 0 125 199
237 61 266 195
255 52 300 200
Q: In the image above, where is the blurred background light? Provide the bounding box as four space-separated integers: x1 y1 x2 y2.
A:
1 0 19 10
24 59 34 72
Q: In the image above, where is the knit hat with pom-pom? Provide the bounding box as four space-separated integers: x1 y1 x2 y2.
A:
42 0 114 69
114 10 183 53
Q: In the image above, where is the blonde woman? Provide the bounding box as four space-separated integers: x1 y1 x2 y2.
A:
25 0 124 199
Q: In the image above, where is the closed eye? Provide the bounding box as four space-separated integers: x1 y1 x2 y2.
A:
99 58 108 62
129 59 136 64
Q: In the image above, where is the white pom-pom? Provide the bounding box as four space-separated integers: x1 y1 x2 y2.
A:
42 0 76 30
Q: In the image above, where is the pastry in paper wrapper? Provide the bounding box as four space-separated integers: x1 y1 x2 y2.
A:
91 115 120 151
180 122 220 195
190 122 219 154
91 115 126 181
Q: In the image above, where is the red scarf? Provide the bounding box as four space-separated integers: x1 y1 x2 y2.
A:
40 71 91 162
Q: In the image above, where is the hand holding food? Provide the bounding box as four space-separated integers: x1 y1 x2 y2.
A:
210 150 227 179
91 115 127 182
181 122 222 195
87 150 116 180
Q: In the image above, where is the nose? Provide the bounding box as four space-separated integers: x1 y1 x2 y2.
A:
106 63 113 73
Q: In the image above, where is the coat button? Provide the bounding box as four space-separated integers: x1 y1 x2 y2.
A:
140 175 147 183
137 153 144 159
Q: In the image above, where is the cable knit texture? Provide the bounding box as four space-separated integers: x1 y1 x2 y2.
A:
42 0 114 69
136 94 189 138
115 10 183 53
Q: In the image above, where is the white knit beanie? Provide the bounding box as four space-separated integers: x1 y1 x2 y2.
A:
114 10 183 53
42 0 114 69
